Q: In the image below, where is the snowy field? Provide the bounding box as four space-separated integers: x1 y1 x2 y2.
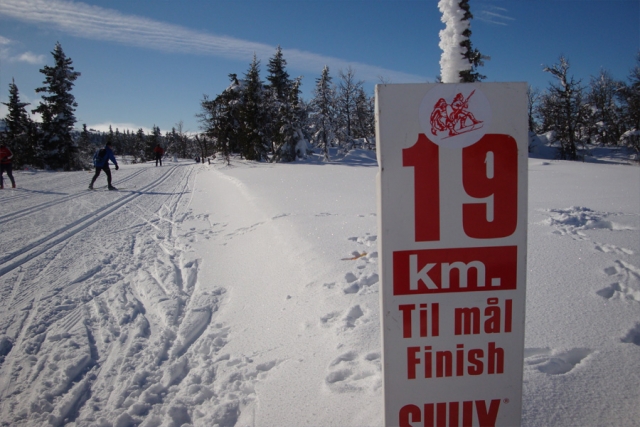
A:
0 151 638 427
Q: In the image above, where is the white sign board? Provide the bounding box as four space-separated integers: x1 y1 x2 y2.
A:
376 83 528 427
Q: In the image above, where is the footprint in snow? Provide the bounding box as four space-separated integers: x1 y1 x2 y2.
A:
348 233 378 247
319 305 368 331
621 323 640 346
524 347 592 375
342 272 379 295
324 350 381 392
597 260 640 302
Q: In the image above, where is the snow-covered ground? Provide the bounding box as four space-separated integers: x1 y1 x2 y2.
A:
0 150 638 427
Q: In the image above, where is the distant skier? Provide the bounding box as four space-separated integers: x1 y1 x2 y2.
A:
89 141 119 190
154 144 164 167
0 143 16 189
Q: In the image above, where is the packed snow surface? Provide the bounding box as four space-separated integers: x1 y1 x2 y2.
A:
0 152 638 426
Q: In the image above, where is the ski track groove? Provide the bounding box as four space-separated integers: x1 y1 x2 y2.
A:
0 166 181 277
0 169 148 226
0 163 206 425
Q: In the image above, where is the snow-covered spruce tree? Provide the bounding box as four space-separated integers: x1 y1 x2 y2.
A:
198 74 243 163
2 78 38 167
618 53 640 156
309 65 337 161
133 128 146 163
457 0 488 82
32 42 81 170
239 55 268 161
353 86 375 148
585 69 625 146
166 121 192 159
279 76 307 161
265 46 305 162
75 123 96 168
335 67 363 150
539 56 588 160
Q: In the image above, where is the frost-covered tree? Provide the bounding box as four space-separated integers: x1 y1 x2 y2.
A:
353 86 375 148
264 46 306 162
199 74 243 162
309 65 336 160
133 128 146 163
335 67 363 150
585 69 625 146
32 42 81 170
239 55 268 161
618 52 640 156
170 121 192 159
527 85 541 133
438 0 488 83
457 0 488 82
2 79 37 167
538 56 587 160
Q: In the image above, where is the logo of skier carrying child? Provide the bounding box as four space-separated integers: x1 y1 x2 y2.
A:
419 85 492 149
430 91 483 137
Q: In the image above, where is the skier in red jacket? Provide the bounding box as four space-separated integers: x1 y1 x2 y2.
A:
0 143 16 189
154 144 164 167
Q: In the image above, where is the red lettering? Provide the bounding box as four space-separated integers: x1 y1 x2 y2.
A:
403 134 518 242
399 404 421 427
399 304 415 338
403 399 502 427
393 246 517 295
403 342 504 378
403 134 440 242
488 342 504 374
463 134 518 239
476 399 501 427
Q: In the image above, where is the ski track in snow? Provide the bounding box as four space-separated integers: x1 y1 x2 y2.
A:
0 163 263 426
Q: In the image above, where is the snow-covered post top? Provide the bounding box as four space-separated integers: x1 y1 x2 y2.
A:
438 0 471 83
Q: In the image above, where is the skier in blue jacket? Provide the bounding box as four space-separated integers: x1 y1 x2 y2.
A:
89 141 119 190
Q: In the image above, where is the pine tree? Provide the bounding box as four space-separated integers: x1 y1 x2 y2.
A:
457 0 488 83
32 42 81 170
239 55 267 161
310 65 336 160
266 47 305 162
266 46 290 101
77 123 94 168
336 67 363 150
2 79 37 166
353 86 375 148
619 52 640 155
134 128 146 163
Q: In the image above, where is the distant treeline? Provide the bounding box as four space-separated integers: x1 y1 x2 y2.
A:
1 42 639 170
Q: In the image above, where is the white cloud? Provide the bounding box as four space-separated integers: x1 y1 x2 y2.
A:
0 35 12 45
0 0 426 83
476 5 515 26
14 51 46 64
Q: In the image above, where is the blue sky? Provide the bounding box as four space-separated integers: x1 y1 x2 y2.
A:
0 0 638 135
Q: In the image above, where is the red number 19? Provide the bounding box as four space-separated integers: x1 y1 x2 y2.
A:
403 134 518 241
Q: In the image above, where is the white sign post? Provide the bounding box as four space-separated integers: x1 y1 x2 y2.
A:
376 83 528 427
